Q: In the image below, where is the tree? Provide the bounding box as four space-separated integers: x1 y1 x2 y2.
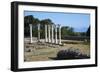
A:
24 15 33 24
24 15 35 43
24 15 34 37
40 19 53 25
24 15 41 43
40 19 53 42
86 26 90 37
61 26 75 38
32 18 40 42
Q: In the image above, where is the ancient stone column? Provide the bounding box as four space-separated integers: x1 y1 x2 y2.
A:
55 25 58 44
29 24 33 43
48 24 51 43
58 24 61 45
45 24 48 42
51 24 54 43
38 24 40 42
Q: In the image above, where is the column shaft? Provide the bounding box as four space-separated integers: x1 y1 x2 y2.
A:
45 25 48 42
55 25 58 44
38 24 40 42
58 24 61 45
51 24 54 43
48 25 51 43
29 24 33 43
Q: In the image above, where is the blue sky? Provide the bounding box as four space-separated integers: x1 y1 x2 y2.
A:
24 11 90 32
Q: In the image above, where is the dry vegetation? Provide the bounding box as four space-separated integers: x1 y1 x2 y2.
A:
24 40 90 62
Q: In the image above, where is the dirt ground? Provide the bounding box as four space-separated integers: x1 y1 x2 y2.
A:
24 40 90 62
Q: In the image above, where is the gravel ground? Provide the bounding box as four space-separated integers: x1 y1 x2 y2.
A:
24 38 90 62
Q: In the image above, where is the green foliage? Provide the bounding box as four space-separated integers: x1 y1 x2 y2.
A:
24 15 88 38
24 15 53 38
24 15 34 24
33 18 40 25
32 25 38 37
40 19 53 25
61 26 76 38
86 26 90 36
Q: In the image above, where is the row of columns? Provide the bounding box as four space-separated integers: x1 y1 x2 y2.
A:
45 24 61 45
29 24 62 45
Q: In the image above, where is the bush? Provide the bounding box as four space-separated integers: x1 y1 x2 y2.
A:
78 54 90 59
57 48 89 60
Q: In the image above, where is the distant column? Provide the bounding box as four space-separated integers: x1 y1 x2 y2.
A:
48 24 51 43
55 25 58 44
51 24 54 43
29 24 33 43
58 24 61 45
38 24 40 42
45 24 48 42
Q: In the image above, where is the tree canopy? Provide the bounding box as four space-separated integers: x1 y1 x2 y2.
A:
24 15 89 38
86 26 90 37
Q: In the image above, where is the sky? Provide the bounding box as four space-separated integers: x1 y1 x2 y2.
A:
24 11 90 32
